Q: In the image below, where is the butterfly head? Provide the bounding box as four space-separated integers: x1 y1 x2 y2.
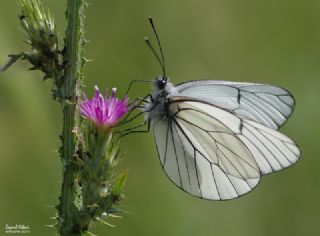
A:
155 76 168 90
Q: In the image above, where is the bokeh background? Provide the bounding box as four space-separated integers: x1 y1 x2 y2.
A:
1 0 319 235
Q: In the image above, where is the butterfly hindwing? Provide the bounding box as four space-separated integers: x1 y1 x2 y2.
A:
237 119 300 175
152 97 300 200
152 98 261 200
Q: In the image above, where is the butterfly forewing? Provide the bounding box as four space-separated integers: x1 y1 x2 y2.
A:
176 80 295 130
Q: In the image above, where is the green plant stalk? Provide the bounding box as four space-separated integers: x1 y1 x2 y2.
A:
9 0 127 234
58 0 85 235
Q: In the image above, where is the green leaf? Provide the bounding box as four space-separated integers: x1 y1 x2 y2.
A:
112 171 128 197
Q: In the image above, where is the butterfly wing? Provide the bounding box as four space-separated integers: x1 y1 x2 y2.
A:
176 80 295 130
152 97 300 200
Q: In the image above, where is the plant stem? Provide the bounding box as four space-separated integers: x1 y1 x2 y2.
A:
58 0 85 235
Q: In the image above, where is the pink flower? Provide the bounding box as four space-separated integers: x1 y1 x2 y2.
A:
79 86 128 128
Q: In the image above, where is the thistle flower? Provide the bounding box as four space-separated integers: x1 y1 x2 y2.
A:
76 86 129 232
79 86 128 128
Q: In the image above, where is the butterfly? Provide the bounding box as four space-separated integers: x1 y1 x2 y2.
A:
124 17 300 200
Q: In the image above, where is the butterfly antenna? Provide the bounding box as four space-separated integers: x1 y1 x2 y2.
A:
146 16 166 78
144 37 165 75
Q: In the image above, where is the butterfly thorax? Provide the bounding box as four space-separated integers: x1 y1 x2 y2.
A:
143 76 179 121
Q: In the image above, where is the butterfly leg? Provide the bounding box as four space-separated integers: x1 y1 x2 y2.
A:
116 111 145 127
117 94 153 127
128 97 148 108
118 120 151 138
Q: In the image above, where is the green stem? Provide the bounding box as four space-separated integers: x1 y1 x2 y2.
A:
58 0 85 235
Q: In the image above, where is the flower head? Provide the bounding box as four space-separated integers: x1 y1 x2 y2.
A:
79 86 128 128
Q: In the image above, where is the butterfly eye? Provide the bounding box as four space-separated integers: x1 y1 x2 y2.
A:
160 80 166 89
156 76 167 89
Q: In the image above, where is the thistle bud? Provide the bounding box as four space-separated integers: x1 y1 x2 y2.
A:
18 0 57 52
18 0 63 85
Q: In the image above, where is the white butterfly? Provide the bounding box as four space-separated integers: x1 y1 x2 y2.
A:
128 17 300 200
141 78 300 200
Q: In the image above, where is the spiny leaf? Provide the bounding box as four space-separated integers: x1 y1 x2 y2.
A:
0 54 23 72
112 171 128 197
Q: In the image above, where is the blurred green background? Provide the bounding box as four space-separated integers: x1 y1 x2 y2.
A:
1 0 319 235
